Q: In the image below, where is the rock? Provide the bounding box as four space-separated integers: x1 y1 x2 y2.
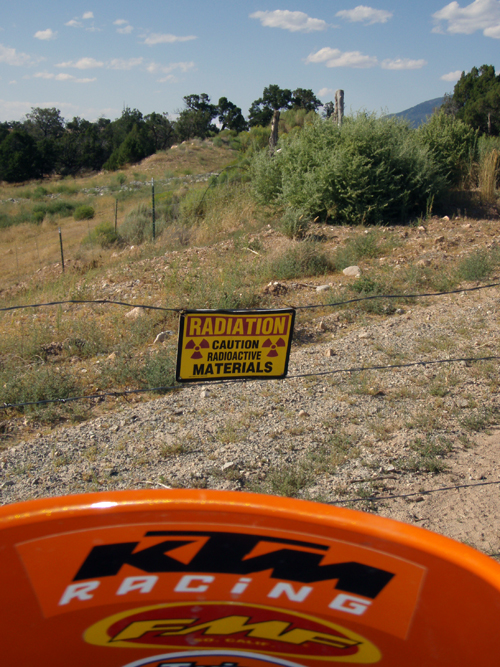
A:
316 285 330 293
298 410 309 418
125 307 145 319
442 216 450 221
154 331 171 344
416 259 431 267
434 236 445 245
318 321 327 331
326 349 337 357
418 226 426 231
107 352 116 361
343 266 361 277
200 389 210 399
222 461 236 471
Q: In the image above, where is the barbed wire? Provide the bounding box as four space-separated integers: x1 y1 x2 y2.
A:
0 299 178 314
2 353 498 411
1 280 499 314
329 479 500 505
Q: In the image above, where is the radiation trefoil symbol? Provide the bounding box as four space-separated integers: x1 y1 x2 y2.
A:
262 338 286 357
185 339 209 359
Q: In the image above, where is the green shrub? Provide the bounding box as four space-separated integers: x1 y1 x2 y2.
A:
32 210 45 224
74 205 95 221
417 110 478 187
32 200 76 222
251 114 445 225
33 185 48 199
85 221 118 248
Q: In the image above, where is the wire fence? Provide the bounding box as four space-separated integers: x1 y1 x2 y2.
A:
1 281 500 509
1 280 499 411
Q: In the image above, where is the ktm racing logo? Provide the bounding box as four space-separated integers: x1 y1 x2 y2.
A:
85 602 381 664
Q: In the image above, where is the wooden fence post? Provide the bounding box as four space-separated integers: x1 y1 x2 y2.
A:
335 90 344 127
269 110 280 153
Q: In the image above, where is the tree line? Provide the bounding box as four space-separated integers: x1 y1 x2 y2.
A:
0 85 322 183
0 66 498 184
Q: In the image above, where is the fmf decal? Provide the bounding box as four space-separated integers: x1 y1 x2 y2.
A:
16 525 424 639
176 309 295 382
119 649 320 667
85 603 381 664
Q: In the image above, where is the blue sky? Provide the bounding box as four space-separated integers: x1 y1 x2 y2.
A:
0 1 498 123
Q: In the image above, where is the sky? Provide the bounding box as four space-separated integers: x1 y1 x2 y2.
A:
0 0 499 124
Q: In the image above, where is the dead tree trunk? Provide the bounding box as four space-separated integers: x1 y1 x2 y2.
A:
335 90 344 127
269 110 280 153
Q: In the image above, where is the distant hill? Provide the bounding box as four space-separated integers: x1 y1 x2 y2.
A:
389 97 444 127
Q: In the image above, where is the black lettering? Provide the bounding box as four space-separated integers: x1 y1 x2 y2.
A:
215 363 223 374
252 341 259 349
224 363 231 374
245 341 252 350
193 364 205 376
247 363 255 373
207 353 214 362
233 363 241 373
265 362 272 373
205 364 214 375
74 531 394 599
256 363 263 373
227 341 234 350
213 341 220 350
219 341 226 350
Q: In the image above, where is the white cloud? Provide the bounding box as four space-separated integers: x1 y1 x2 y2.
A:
158 74 177 83
34 29 57 41
306 47 378 68
108 58 143 70
146 61 195 75
33 71 96 83
381 58 427 70
433 0 500 38
319 87 336 97
55 57 104 69
441 69 463 81
336 5 393 24
83 12 94 20
114 19 133 34
0 44 34 66
65 19 83 28
249 10 328 32
143 33 197 45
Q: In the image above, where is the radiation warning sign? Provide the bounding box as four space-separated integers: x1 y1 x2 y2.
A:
176 309 295 382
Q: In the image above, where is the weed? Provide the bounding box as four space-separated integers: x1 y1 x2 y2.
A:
269 242 333 280
398 437 452 473
457 250 494 282
280 209 310 240
160 443 186 457
263 463 313 497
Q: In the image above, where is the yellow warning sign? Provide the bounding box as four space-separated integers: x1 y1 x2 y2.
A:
176 308 295 382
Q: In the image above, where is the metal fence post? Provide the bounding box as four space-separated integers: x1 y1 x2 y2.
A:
58 228 65 273
152 178 156 241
